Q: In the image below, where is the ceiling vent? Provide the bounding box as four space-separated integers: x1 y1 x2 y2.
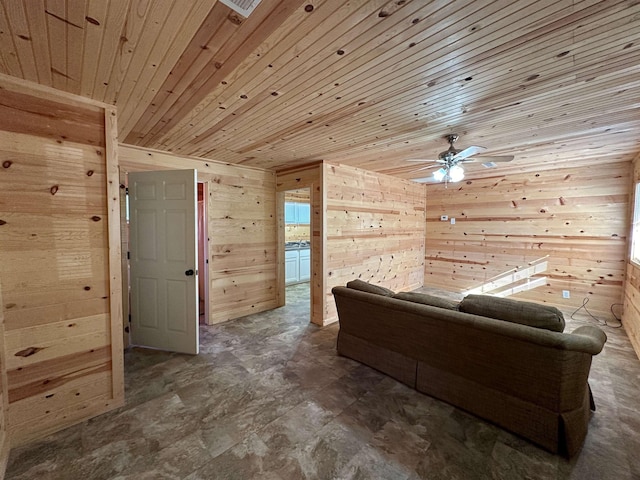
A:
219 0 262 17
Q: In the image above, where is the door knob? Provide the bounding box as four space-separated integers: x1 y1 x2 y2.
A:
185 269 194 276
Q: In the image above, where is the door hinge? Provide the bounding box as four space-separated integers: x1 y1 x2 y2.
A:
127 251 130 259
128 313 131 323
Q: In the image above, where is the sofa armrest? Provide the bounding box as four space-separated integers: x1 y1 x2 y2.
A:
568 325 607 355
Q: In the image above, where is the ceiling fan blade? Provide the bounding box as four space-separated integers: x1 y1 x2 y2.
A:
410 163 441 172
474 155 514 162
406 159 441 163
411 176 439 184
452 145 486 160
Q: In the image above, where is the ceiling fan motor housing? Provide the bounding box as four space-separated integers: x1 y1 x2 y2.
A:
438 134 461 164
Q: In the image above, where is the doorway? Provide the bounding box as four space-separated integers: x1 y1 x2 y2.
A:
284 188 311 308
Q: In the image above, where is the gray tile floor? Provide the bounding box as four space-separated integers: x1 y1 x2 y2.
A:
6 283 640 479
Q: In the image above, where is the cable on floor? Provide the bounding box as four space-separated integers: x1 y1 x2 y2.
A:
570 297 622 329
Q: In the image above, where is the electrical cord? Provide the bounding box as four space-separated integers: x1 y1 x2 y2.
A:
569 297 622 329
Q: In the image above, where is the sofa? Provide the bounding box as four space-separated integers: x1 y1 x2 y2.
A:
332 280 607 456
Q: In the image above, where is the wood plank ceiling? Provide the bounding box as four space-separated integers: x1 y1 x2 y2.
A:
0 0 639 180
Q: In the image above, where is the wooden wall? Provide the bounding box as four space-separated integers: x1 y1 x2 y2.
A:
285 225 310 242
119 145 277 325
276 163 324 325
324 162 426 324
426 162 631 317
622 153 640 359
0 74 123 447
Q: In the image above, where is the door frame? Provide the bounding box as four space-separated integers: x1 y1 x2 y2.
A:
121 170 205 349
198 181 210 324
276 162 326 326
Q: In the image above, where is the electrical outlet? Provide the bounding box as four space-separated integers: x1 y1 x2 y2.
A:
562 290 570 299
450 218 456 225
440 215 448 221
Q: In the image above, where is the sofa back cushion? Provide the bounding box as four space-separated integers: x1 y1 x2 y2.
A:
459 294 565 332
346 279 395 296
393 292 459 310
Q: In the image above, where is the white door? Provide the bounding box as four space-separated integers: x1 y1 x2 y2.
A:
129 169 199 354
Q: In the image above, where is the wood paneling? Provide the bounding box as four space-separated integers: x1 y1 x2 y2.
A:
118 145 278 325
0 1 637 179
426 162 631 317
285 189 310 203
622 153 640 359
0 74 123 447
324 162 426 324
285 225 310 242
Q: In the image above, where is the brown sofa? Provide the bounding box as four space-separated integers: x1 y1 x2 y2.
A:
332 282 607 456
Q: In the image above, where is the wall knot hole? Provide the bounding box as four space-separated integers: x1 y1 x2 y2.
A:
15 346 43 357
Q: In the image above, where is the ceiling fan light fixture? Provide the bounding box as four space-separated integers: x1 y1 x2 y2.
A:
433 168 447 182
449 164 465 182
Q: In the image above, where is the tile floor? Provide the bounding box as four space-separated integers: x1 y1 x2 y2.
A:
6 283 640 479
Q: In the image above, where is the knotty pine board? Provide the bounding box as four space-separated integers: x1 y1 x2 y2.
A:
118 145 278 326
426 161 631 317
285 225 311 242
0 75 123 447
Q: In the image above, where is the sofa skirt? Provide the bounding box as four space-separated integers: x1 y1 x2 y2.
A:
337 331 417 388
416 361 590 456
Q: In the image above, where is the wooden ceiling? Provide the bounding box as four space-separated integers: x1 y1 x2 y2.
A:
1 0 639 180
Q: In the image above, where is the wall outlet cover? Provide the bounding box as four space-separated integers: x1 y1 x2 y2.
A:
440 215 448 221
450 218 456 225
562 290 570 299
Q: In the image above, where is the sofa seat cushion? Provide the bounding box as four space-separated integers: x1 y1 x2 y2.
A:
459 294 565 332
393 291 459 310
346 279 395 296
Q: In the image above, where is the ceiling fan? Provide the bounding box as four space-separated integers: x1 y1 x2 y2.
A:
409 134 514 184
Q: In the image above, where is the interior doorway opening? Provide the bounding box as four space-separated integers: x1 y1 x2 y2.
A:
284 188 311 308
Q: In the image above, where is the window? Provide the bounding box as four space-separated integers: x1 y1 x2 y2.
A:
631 182 640 264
